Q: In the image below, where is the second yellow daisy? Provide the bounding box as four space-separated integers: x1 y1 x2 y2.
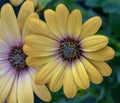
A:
24 4 115 98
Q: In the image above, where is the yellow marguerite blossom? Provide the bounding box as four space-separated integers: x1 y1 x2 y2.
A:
24 4 115 98
0 1 51 103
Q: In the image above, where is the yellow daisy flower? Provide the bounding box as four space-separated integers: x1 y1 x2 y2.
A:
24 4 115 98
0 1 51 103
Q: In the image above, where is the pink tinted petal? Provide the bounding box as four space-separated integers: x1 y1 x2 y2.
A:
0 69 16 102
0 38 10 53
7 73 18 103
0 62 11 76
17 70 33 103
0 53 9 61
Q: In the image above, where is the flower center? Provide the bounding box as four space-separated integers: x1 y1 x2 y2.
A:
59 38 83 62
8 47 28 70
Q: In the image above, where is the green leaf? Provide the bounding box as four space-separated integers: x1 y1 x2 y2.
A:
110 83 120 103
38 0 52 7
85 0 104 8
102 1 120 13
97 94 114 103
36 0 52 12
73 93 91 103
109 13 120 34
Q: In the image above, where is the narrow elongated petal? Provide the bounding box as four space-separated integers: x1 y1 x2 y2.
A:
0 26 14 48
49 62 66 92
0 38 10 53
90 60 112 76
25 34 58 51
44 9 61 38
22 13 39 37
29 68 51 102
35 59 61 85
7 74 18 103
22 13 39 44
33 85 51 102
10 0 24 6
0 69 15 102
72 60 90 89
80 16 102 39
0 63 10 76
81 35 108 52
68 9 82 38
81 57 103 84
0 70 13 91
28 18 56 40
63 66 78 98
56 4 69 37
0 53 9 61
84 46 115 61
18 70 33 103
23 45 55 57
0 4 21 46
18 0 34 33
26 55 56 67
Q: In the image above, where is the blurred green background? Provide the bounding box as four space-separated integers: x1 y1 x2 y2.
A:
0 0 120 103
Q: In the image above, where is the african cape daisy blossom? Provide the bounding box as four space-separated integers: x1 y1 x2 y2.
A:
24 4 115 98
0 1 51 103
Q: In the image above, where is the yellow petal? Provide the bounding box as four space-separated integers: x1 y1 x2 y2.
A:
80 16 102 39
0 22 6 41
33 85 51 102
84 46 115 61
81 57 103 84
18 0 34 33
28 18 56 40
49 62 66 92
44 9 61 38
34 85 51 102
18 70 33 103
10 0 24 6
81 35 108 52
0 69 15 102
72 60 90 89
7 74 18 103
90 60 112 76
23 44 55 57
26 55 56 67
56 4 69 37
0 4 21 46
63 65 78 98
68 9 82 38
25 34 58 51
22 13 39 44
35 59 61 85
22 13 39 35
28 68 51 102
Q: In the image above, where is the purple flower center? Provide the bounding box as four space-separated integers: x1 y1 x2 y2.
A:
8 47 28 70
59 37 83 62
